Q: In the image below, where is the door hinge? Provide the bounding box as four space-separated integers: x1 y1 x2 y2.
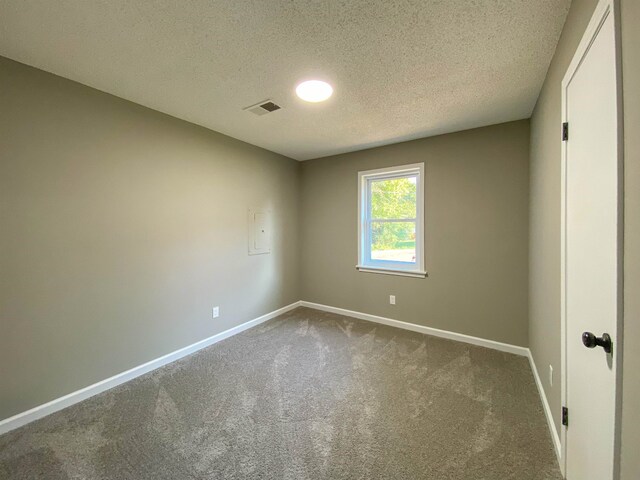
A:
562 406 569 426
562 122 569 141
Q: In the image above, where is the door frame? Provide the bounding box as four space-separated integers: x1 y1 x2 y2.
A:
560 0 624 477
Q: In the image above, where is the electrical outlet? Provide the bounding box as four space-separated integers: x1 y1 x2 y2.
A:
389 295 396 305
549 365 553 387
212 306 220 318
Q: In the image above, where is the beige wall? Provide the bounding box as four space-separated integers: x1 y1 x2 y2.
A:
620 0 640 477
0 57 300 421
528 0 599 435
300 120 530 347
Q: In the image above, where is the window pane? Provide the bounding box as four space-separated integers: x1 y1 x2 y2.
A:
370 176 417 219
370 221 416 263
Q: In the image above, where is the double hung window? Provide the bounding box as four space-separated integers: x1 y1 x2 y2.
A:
357 163 426 278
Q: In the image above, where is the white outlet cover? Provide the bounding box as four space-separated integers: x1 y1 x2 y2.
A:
213 307 220 318
390 295 396 305
549 365 553 386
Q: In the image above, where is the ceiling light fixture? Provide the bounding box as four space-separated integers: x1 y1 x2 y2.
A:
295 80 333 103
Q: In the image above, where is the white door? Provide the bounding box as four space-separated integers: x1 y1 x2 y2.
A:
562 1 621 479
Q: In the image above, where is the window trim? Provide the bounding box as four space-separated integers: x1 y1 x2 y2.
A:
356 163 426 278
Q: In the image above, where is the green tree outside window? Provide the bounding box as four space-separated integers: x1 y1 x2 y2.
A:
370 177 417 252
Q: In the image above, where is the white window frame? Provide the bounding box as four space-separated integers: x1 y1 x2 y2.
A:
357 163 426 278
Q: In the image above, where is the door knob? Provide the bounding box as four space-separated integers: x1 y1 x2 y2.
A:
582 332 613 354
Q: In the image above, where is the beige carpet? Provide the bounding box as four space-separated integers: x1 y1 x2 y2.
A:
0 307 561 479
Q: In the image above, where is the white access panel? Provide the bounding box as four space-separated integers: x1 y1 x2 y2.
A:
248 209 271 255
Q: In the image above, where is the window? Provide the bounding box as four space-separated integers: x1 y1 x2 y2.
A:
357 163 426 278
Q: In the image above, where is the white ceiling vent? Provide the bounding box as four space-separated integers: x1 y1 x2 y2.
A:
243 100 282 116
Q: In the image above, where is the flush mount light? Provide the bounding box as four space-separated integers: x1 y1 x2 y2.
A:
295 80 333 102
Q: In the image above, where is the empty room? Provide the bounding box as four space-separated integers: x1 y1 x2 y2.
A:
0 1 638 479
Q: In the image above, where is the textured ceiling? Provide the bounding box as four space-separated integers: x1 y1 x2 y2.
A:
0 0 570 160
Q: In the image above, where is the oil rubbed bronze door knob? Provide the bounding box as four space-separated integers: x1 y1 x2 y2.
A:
582 332 613 354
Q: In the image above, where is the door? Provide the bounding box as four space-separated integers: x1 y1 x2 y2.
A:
562 1 621 479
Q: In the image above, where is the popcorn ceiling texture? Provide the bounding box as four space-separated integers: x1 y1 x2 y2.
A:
0 308 561 479
0 0 569 160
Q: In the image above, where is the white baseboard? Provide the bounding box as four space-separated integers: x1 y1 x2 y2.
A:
0 301 301 435
299 301 529 357
527 351 562 463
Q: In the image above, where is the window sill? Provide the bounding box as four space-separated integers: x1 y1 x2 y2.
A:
355 265 428 278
